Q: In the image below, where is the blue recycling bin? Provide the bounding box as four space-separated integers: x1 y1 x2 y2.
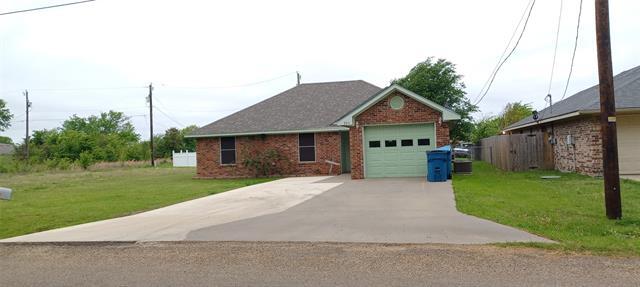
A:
435 145 453 179
427 150 449 182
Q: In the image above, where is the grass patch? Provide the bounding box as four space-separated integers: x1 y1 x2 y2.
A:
453 161 640 256
0 167 274 239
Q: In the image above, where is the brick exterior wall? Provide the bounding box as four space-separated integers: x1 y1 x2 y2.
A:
349 91 451 179
195 132 341 178
551 116 603 176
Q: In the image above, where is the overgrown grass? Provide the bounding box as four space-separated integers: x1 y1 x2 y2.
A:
453 161 640 256
0 167 275 239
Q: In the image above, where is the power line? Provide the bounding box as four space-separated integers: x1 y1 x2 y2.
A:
0 0 96 16
561 0 584 100
154 106 185 128
0 86 146 95
547 0 564 95
161 72 296 89
474 0 537 106
474 0 534 104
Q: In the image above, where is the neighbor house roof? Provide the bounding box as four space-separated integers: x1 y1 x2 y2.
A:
505 65 640 131
188 80 382 137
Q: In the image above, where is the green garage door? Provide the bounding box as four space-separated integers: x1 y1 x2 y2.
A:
364 124 436 178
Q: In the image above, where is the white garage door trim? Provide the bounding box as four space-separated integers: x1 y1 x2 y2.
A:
618 114 640 174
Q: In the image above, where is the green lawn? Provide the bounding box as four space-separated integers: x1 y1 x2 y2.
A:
453 161 640 256
0 167 274 239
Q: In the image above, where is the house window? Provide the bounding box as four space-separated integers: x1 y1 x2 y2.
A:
369 141 381 148
401 139 413 147
417 138 430 146
385 140 397 147
299 133 316 162
220 137 236 165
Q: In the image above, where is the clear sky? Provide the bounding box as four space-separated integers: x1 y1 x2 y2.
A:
1 0 638 142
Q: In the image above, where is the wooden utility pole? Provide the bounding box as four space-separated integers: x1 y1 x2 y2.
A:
296 71 301 86
24 90 31 162
595 0 621 219
148 83 155 167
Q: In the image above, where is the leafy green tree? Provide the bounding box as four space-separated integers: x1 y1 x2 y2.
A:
181 125 198 151
498 102 533 131
0 99 13 132
470 116 501 144
469 101 534 144
392 57 478 142
0 136 13 144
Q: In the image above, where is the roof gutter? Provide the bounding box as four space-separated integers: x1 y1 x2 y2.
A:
503 111 582 132
185 126 349 138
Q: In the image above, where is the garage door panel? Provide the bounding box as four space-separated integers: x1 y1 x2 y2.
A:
364 124 435 178
618 115 640 174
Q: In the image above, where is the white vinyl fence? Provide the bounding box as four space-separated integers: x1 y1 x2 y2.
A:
172 150 197 167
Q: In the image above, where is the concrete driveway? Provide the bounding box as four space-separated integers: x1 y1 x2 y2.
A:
2 176 342 242
188 176 550 244
3 175 550 244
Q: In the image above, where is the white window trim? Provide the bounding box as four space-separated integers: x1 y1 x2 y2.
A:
219 136 237 166
298 133 317 163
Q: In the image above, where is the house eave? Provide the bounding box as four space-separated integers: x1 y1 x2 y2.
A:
503 111 582 132
185 126 349 138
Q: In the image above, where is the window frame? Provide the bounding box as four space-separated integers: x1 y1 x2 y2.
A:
384 139 397 147
298 133 316 163
219 136 237 165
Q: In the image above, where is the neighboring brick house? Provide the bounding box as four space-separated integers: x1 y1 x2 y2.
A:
188 81 460 179
505 65 640 176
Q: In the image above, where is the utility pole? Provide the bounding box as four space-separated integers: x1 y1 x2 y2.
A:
595 0 621 219
148 83 155 167
296 71 301 86
24 90 31 162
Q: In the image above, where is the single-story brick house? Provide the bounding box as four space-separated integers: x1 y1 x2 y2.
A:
505 65 640 176
187 80 460 179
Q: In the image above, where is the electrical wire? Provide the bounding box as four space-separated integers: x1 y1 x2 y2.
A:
154 106 185 128
547 0 564 95
561 0 584 100
474 0 534 104
474 0 537 106
0 0 96 16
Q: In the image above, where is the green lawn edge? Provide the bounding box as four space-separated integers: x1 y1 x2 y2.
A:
0 167 276 239
452 161 640 257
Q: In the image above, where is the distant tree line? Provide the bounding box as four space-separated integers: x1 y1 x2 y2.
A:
9 110 197 169
470 102 534 143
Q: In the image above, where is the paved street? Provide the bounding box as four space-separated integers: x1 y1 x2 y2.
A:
1 242 638 287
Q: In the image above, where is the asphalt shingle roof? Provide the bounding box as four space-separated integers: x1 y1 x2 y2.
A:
190 80 382 136
507 65 640 130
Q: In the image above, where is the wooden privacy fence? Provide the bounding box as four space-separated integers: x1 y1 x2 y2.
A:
479 133 554 171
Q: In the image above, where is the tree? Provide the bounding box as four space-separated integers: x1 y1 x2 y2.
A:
0 136 13 144
392 57 478 142
470 116 500 144
157 127 182 158
498 102 533 131
0 99 13 132
469 101 534 144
